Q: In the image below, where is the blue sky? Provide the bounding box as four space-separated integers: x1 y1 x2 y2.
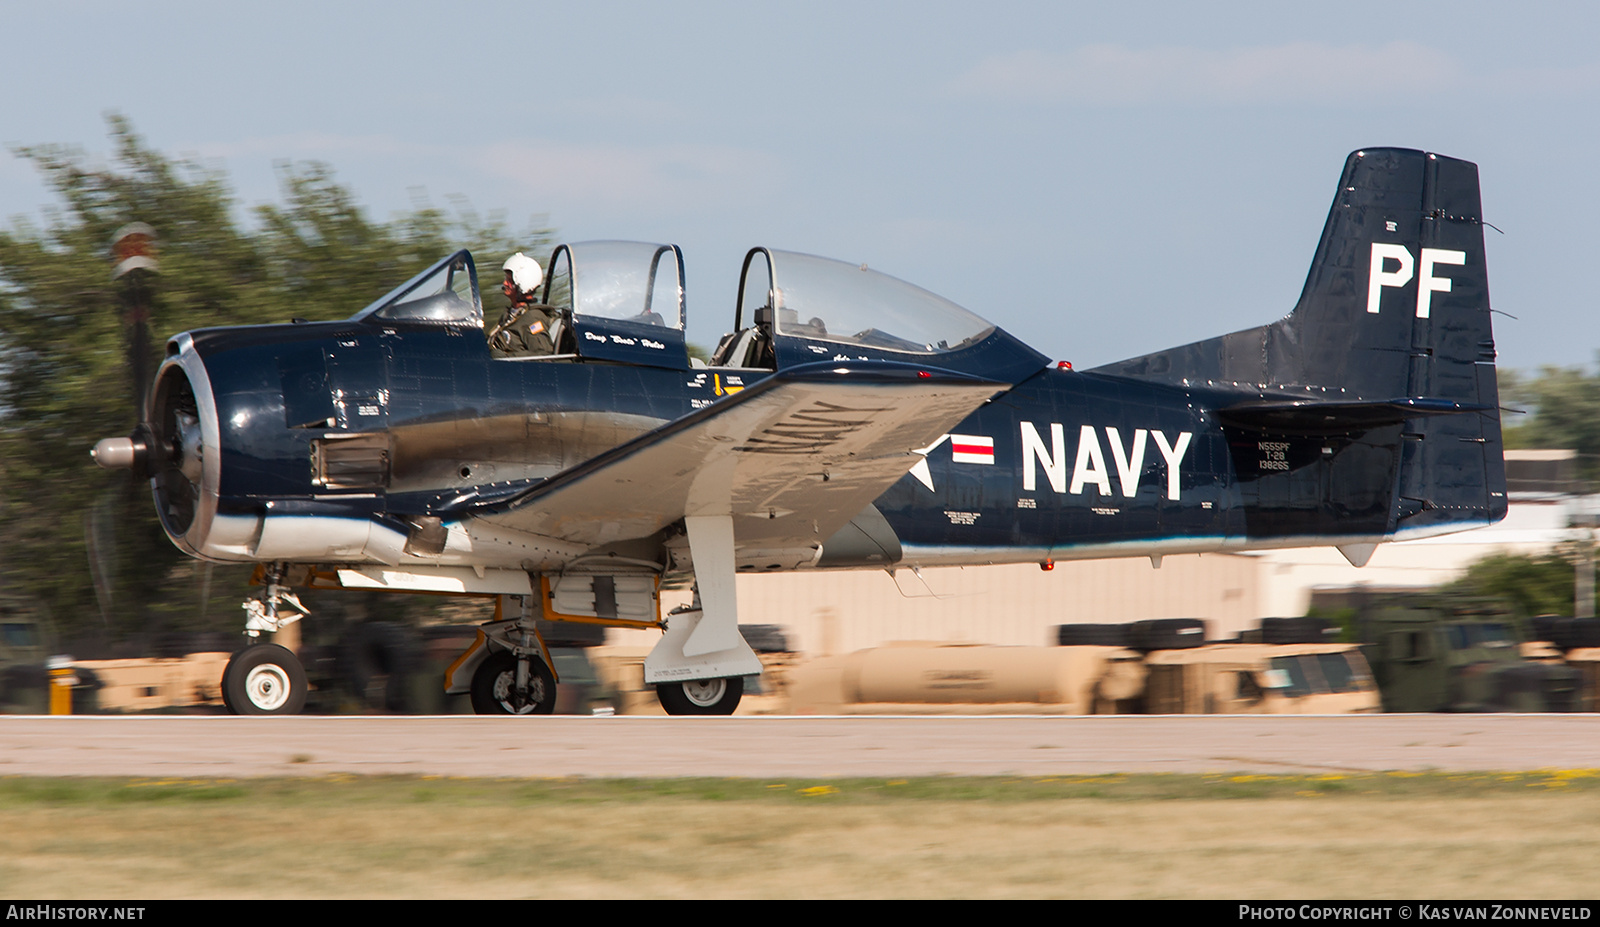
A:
3 1 1597 370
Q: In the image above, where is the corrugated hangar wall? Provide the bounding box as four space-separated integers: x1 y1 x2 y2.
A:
613 553 1262 657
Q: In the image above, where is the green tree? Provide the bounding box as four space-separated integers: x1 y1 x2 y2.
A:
1501 360 1600 486
1440 549 1592 619
0 116 553 644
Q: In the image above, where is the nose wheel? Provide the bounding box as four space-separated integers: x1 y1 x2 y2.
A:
222 644 308 715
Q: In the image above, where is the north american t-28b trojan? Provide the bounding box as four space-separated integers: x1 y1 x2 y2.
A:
94 148 1507 715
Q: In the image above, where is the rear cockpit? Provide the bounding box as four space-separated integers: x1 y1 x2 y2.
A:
712 248 1000 370
714 247 1046 381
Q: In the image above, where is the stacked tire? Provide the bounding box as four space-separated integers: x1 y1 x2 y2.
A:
1254 616 1341 644
1056 619 1208 650
1529 616 1600 651
740 624 790 653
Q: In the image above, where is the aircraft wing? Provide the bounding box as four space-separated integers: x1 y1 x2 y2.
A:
468 361 1006 555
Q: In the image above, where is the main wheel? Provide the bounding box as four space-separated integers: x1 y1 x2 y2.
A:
224 644 308 716
656 676 744 715
470 651 557 715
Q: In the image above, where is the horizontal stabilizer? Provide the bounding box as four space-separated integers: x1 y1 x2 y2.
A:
1218 397 1493 435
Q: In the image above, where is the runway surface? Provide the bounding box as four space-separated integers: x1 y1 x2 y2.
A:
5 714 1600 778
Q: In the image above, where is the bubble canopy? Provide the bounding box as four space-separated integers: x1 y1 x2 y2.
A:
738 248 995 356
343 242 1041 377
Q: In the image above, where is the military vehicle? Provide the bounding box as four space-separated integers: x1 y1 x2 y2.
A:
1356 597 1579 712
1525 616 1600 711
1142 642 1379 714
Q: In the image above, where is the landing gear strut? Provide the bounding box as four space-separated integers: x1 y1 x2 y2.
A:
642 516 762 713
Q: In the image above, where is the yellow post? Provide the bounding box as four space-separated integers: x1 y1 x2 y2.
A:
47 656 76 715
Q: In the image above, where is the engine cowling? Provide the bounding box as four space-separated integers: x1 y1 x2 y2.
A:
146 336 222 557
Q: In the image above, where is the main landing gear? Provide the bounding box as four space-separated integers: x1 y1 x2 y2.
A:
471 650 557 715
461 602 561 716
641 515 761 715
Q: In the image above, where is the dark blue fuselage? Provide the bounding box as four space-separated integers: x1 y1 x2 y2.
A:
179 310 1442 571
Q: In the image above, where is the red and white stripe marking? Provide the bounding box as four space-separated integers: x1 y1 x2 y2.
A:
949 434 994 465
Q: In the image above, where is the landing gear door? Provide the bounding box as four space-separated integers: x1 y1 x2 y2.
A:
550 241 688 370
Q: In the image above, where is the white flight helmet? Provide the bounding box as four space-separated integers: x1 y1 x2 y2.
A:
502 252 544 295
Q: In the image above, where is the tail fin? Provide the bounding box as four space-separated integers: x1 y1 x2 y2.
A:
1095 147 1507 535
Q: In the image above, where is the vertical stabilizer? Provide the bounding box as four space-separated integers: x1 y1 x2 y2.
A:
1095 148 1506 535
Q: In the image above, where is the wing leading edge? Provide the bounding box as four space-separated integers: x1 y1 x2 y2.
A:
469 361 1007 558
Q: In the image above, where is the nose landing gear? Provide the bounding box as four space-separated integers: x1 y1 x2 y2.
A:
222 563 310 716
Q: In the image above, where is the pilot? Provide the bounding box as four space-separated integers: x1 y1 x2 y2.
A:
488 253 559 357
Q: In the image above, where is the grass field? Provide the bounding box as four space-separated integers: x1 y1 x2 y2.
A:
5 772 1600 898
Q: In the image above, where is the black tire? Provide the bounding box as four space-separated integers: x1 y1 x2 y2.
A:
1129 618 1208 651
1056 623 1133 647
1529 615 1562 645
470 651 556 715
739 624 790 653
1561 618 1600 650
223 644 307 716
1258 616 1338 645
656 676 744 715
